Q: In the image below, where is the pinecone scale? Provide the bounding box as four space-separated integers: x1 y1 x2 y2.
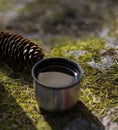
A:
0 30 44 70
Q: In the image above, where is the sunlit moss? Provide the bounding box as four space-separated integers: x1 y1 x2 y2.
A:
50 37 117 118
0 37 117 129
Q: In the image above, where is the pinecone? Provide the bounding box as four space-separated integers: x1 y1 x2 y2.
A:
0 30 44 71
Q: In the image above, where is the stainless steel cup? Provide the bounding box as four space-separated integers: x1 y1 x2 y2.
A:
32 58 82 112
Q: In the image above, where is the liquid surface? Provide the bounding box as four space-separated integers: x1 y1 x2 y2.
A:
38 71 75 88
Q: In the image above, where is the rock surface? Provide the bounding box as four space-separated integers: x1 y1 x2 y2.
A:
102 107 118 130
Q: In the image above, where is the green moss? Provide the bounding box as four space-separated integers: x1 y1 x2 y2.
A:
49 37 104 64
49 37 117 118
0 37 117 129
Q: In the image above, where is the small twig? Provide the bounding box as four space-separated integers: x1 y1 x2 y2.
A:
15 119 23 126
91 75 105 84
0 115 9 123
16 110 25 116
0 103 16 106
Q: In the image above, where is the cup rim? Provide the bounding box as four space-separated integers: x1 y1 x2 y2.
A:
32 57 82 90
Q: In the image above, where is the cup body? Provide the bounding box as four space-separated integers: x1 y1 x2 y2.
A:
32 58 82 112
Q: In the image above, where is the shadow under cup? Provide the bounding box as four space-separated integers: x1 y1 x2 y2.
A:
32 58 82 112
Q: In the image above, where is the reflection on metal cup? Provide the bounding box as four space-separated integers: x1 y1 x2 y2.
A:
32 57 82 112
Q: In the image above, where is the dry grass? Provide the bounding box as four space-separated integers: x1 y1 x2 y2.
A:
0 37 118 129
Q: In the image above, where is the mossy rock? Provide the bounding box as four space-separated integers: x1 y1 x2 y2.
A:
0 37 117 130
49 37 117 117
